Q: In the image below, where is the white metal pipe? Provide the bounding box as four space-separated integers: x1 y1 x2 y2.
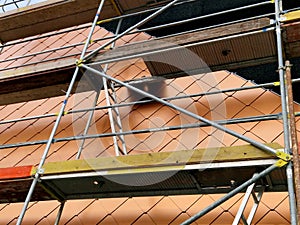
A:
54 202 65 225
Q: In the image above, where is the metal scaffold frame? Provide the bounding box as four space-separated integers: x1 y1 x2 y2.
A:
0 0 298 224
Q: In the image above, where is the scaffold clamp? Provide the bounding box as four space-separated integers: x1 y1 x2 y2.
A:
276 150 292 162
76 59 84 67
275 159 289 167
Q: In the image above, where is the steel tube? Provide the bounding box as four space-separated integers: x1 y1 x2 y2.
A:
83 0 181 62
16 72 81 224
274 0 298 224
16 1 106 224
232 177 257 225
247 186 265 224
103 68 120 156
101 18 124 156
1 76 299 126
181 164 279 225
140 12 274 38
76 90 101 159
0 113 285 150
52 113 281 142
81 64 278 155
54 202 65 225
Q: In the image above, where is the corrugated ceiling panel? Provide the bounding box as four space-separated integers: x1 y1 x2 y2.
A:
250 31 277 58
230 35 256 61
145 31 277 76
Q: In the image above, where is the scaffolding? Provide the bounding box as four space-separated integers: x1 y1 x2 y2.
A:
0 0 300 224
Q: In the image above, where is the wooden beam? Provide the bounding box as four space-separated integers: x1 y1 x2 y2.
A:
92 18 271 64
0 0 117 43
40 143 281 175
0 59 76 105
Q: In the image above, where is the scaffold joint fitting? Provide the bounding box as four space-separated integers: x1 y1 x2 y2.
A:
37 168 45 175
76 59 84 67
275 159 289 167
276 150 292 161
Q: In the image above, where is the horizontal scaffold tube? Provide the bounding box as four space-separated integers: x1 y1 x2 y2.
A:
1 77 299 126
0 12 274 71
0 112 289 150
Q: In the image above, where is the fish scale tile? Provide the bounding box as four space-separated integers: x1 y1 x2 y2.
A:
0 16 296 225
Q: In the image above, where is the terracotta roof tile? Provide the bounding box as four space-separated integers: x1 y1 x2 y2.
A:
14 145 46 167
222 96 246 118
46 142 78 162
0 145 36 167
210 212 236 224
98 198 129 214
271 195 291 222
132 196 164 213
250 120 284 143
21 201 59 225
187 195 224 224
132 213 157 225
255 211 290 224
76 200 109 225
251 91 282 114
59 200 95 224
169 195 202 212
147 197 182 224
98 215 119 224
217 72 248 90
0 203 23 224
169 213 199 225
232 88 266 106
111 200 144 225
271 133 284 146
0 16 296 224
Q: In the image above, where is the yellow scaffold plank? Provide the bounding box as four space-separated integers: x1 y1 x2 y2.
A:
39 143 281 175
281 10 300 22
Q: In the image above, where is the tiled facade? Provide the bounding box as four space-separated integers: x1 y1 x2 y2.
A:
0 12 298 225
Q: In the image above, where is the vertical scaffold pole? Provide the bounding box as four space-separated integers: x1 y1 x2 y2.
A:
76 89 101 159
274 0 298 224
16 0 106 224
101 18 126 156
